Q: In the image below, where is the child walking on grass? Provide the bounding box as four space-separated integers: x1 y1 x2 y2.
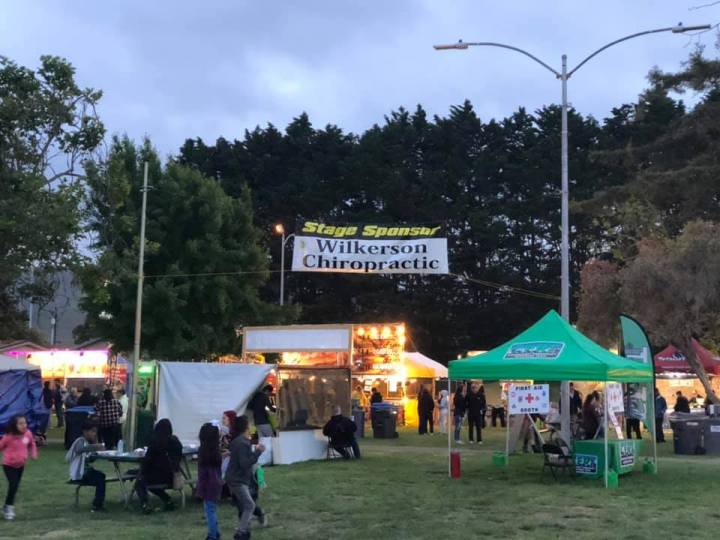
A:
0 415 38 520
226 415 265 540
197 423 223 540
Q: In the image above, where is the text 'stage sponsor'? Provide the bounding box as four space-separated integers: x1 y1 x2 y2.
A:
291 220 449 274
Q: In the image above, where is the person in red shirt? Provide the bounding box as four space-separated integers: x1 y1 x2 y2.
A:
0 415 38 520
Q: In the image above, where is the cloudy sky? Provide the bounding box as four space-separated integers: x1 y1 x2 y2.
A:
3 1 718 157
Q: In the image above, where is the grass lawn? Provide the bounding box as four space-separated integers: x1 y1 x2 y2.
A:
1 425 719 539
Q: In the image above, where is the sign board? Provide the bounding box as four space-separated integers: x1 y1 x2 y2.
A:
575 454 598 475
607 382 624 414
504 342 564 360
508 384 550 415
711 425 720 433
619 442 635 467
243 326 351 352
291 220 448 274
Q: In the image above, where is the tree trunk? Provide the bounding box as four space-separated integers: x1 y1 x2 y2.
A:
676 337 718 404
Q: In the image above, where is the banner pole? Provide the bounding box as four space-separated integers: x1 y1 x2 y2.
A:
448 377 452 478
651 386 658 473
604 382 609 488
505 413 510 465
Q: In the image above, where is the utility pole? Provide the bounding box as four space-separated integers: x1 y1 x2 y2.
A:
127 162 149 449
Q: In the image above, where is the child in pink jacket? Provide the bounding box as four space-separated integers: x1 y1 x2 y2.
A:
0 415 38 520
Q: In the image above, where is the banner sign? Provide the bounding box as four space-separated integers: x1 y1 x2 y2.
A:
509 384 550 414
504 341 564 360
291 220 448 274
620 315 655 432
575 454 598 475
607 382 624 414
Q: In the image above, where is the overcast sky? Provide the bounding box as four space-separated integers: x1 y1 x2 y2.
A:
3 1 718 157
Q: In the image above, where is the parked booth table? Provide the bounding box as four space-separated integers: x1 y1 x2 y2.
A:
574 439 644 478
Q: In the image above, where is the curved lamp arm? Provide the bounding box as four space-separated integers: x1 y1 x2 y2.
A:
434 41 559 77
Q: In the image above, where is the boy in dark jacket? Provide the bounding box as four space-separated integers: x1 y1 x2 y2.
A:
226 415 265 540
323 405 360 459
466 383 486 444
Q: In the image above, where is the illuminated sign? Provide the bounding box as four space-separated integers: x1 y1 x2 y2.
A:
26 350 108 379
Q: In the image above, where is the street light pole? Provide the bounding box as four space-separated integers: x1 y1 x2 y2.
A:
275 224 295 306
434 23 711 444
128 161 149 450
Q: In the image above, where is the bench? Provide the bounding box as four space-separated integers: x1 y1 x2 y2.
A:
68 474 137 506
129 483 187 509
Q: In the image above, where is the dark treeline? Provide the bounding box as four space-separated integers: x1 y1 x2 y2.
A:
176 83 689 361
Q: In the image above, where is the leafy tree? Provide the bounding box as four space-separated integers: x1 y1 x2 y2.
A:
0 55 103 338
619 221 720 402
576 259 621 347
77 137 290 359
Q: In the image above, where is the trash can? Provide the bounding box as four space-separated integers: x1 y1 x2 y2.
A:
351 408 365 438
671 419 704 455
64 406 96 449
703 418 720 454
371 403 398 439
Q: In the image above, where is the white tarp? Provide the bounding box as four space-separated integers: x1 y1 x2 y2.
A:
157 362 274 446
0 355 35 372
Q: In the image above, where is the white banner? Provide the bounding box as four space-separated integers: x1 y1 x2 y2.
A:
291 221 448 274
509 384 550 415
607 382 624 414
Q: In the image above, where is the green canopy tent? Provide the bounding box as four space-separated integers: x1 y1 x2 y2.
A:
446 310 655 487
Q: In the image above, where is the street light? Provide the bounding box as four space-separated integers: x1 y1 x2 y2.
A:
274 224 295 306
435 22 711 444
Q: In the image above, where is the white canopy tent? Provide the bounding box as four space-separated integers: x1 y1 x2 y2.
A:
402 352 448 378
157 362 274 446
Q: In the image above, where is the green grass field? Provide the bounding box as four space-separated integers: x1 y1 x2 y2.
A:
1 425 718 539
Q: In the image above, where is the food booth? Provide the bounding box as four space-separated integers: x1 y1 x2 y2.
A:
654 339 720 410
5 349 114 392
241 323 447 428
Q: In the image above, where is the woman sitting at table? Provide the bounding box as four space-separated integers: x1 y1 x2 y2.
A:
135 418 183 513
581 392 602 440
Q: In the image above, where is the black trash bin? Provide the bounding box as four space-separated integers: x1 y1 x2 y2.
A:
371 403 398 439
703 418 720 454
672 419 704 455
64 406 96 449
352 409 365 438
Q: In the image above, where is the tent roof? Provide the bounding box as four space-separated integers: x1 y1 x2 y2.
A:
449 310 653 383
654 339 720 375
402 352 448 378
0 355 39 372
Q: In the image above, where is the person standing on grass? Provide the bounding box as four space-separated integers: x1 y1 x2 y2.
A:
53 379 66 428
66 422 106 512
674 391 691 413
466 383 485 444
453 384 467 444
96 389 122 449
0 415 38 520
116 386 128 442
248 385 276 438
655 388 668 443
438 390 449 434
417 386 435 435
77 387 96 407
65 387 79 410
198 423 223 540
226 415 266 540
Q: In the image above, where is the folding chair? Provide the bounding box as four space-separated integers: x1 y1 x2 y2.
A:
541 443 574 481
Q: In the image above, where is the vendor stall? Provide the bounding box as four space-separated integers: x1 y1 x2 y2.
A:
0 355 47 435
242 323 446 427
6 348 111 392
654 340 720 411
448 310 654 488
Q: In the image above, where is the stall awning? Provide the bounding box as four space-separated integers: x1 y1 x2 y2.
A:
654 339 720 376
402 352 448 379
449 310 653 383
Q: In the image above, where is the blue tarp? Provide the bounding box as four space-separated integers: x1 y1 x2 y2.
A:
0 368 47 435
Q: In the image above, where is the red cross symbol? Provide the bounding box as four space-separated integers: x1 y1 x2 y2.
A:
525 393 535 404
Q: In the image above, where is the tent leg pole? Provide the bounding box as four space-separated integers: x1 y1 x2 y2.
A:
604 382 609 488
651 385 658 473
448 377 452 478
505 413 510 465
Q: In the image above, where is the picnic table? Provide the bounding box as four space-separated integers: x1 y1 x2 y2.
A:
91 446 198 507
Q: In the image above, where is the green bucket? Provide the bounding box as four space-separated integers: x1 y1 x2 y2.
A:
643 459 657 474
492 451 508 466
606 468 619 488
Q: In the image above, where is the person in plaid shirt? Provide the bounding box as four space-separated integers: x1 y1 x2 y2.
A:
96 389 123 450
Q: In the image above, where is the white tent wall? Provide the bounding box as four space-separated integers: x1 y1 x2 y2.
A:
157 362 274 446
